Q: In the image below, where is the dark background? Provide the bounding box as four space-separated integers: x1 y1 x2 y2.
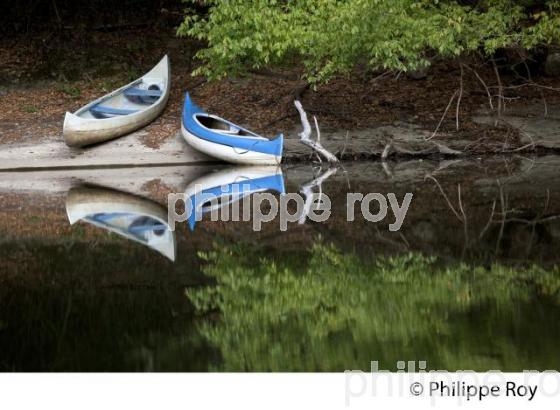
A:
2 1 551 35
1 0 194 34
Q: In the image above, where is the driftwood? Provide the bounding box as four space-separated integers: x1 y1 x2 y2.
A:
294 100 340 163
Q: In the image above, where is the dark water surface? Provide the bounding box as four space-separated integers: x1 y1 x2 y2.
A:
0 155 559 371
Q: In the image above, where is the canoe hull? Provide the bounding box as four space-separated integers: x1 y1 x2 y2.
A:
181 124 281 165
64 104 166 147
181 93 283 165
66 186 176 261
63 55 170 147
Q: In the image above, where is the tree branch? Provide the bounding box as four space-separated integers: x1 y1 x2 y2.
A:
294 100 340 163
299 167 338 224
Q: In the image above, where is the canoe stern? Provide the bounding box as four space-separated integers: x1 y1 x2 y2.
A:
144 54 170 79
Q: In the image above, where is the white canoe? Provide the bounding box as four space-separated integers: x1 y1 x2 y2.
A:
63 55 170 147
66 186 176 261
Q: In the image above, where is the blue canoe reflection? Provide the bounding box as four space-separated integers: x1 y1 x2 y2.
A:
65 186 176 261
183 166 285 231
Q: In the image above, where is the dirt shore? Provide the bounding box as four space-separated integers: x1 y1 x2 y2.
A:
2 29 560 158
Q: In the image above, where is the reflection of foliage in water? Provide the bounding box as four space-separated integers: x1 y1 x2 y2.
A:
188 243 560 371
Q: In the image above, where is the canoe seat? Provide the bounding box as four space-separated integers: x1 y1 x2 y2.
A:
91 212 128 222
124 88 162 98
90 105 138 118
93 212 124 221
128 223 166 234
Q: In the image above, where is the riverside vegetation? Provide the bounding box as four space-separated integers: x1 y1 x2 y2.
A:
188 242 560 371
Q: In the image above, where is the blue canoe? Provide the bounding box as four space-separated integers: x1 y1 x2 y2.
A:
181 93 283 165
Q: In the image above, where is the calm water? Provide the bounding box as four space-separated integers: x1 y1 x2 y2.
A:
0 155 559 371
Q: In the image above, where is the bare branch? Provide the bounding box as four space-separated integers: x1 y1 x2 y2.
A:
486 83 560 92
381 161 393 178
381 143 392 160
299 167 338 224
432 142 463 155
425 89 459 141
457 183 468 235
491 59 503 119
456 64 464 131
340 131 350 158
463 64 493 110
294 100 340 163
540 89 548 117
424 175 463 221
370 70 394 83
479 199 497 239
313 116 321 143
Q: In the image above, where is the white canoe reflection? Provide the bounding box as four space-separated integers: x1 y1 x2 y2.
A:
183 166 285 230
66 186 176 261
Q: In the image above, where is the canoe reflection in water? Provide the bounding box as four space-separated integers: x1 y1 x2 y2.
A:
65 186 176 261
183 166 285 231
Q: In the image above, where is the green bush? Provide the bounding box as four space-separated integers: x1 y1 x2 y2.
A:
178 0 560 82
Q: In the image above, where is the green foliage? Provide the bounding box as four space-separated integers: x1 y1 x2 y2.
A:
188 242 560 371
178 0 560 82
